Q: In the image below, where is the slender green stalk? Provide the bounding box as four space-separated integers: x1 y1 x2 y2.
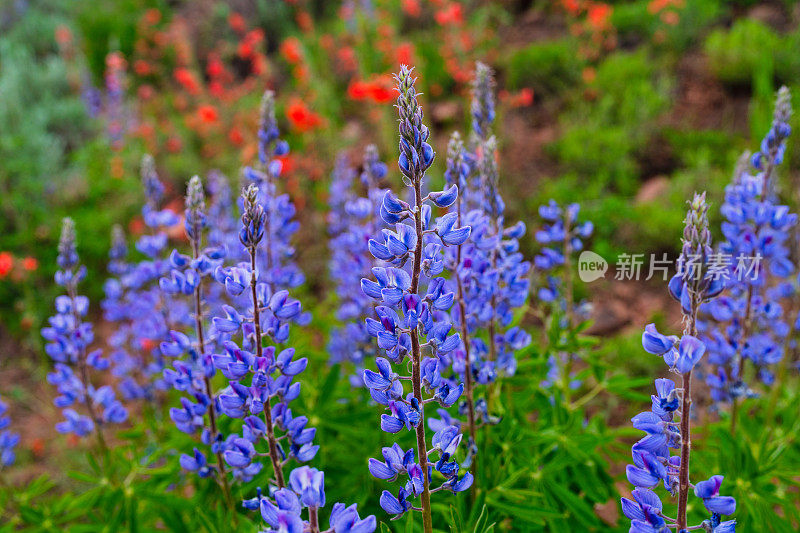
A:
189 217 234 511
410 181 433 533
249 246 285 489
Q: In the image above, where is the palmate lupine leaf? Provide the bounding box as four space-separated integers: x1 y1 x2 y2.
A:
693 410 800 532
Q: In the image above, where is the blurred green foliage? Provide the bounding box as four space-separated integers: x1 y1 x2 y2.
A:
0 1 139 342
553 50 671 195
505 39 584 96
705 18 800 88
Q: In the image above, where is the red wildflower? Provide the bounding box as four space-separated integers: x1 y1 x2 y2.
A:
648 0 683 13
378 24 393 38
138 84 155 101
347 80 370 100
106 51 126 71
280 37 303 65
238 41 253 58
286 99 322 132
276 154 294 175
143 8 161 26
561 0 582 15
587 3 612 29
228 127 244 146
174 68 200 95
166 136 182 153
133 60 151 76
251 54 267 76
207 54 225 78
54 25 72 46
198 105 218 123
129 218 145 236
296 10 313 32
337 46 358 72
396 42 414 66
319 34 334 51
229 12 246 33
137 122 155 141
31 438 45 458
209 81 225 99
347 77 396 104
402 0 422 17
22 257 38 272
500 88 534 108
0 252 12 278
246 28 265 44
434 3 463 26
294 65 309 84
661 10 679 25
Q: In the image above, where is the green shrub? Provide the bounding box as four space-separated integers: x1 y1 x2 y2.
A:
0 3 141 342
504 39 584 96
613 0 724 53
703 18 800 87
552 50 670 196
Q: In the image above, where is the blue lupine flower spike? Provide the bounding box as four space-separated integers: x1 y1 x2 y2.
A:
43 218 128 451
361 65 472 533
699 87 795 431
622 193 735 532
327 145 388 384
0 397 19 468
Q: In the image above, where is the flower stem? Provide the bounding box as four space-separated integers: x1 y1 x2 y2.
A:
66 280 107 456
249 247 286 489
676 368 693 530
455 198 478 478
677 292 699 530
561 211 574 405
411 181 433 533
730 285 754 436
309 507 320 533
191 234 233 511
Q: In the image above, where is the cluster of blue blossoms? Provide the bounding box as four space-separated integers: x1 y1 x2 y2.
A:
154 90 375 531
157 175 240 486
534 200 593 392
439 64 531 447
42 218 128 439
241 90 308 299
0 397 19 467
360 66 473 522
625 193 735 532
103 154 182 401
533 200 594 389
243 465 375 533
534 200 593 308
327 145 389 384
698 87 796 406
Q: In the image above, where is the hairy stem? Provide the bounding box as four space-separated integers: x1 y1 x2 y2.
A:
66 280 107 455
309 507 320 533
411 181 433 533
454 197 477 474
677 292 699 530
730 285 754 436
250 247 286 489
561 212 575 403
191 234 233 510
